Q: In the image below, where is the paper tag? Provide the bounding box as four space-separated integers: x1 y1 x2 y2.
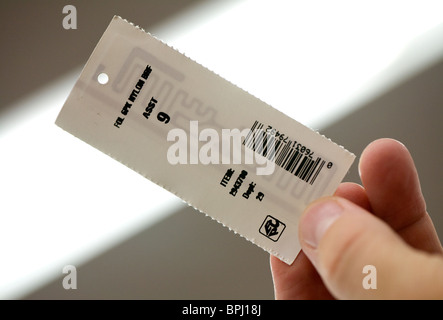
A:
56 16 355 264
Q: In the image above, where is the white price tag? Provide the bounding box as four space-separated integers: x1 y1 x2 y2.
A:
56 16 355 264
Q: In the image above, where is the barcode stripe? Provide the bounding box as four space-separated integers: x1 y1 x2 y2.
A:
280 146 293 169
243 121 326 185
271 139 283 161
300 158 314 180
299 158 311 180
262 134 269 157
255 130 266 155
294 155 308 176
244 120 257 147
266 139 280 161
284 149 298 172
305 157 320 182
275 142 290 166
310 160 325 185
289 152 302 174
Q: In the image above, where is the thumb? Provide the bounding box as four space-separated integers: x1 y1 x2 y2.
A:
299 197 443 299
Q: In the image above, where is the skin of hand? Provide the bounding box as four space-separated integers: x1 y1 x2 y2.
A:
270 138 443 299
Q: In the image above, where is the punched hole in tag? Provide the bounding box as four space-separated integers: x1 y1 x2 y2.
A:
97 72 109 85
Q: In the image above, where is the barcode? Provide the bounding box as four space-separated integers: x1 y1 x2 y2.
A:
243 121 326 185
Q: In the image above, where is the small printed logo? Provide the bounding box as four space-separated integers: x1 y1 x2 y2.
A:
259 215 286 242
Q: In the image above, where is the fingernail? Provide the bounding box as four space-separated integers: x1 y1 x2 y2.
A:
301 199 344 248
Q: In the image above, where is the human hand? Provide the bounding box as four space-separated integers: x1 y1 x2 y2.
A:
270 138 443 299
